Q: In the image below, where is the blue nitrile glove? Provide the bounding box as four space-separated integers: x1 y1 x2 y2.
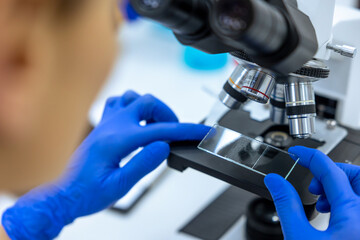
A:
2 91 210 240
264 146 360 240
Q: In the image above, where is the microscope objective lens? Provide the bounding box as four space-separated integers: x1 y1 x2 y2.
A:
270 84 288 125
285 81 316 138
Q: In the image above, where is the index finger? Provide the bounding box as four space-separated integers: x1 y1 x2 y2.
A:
102 91 140 119
127 94 179 123
289 146 355 208
336 163 360 195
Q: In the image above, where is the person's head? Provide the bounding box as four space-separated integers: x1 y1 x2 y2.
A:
0 0 123 192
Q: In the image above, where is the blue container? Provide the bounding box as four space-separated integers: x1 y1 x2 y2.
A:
184 47 228 71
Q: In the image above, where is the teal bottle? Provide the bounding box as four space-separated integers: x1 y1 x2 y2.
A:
184 47 228 71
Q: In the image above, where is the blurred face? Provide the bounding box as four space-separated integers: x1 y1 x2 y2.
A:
0 0 123 192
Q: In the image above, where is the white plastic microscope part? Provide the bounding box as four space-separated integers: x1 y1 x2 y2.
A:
314 5 360 130
298 0 336 60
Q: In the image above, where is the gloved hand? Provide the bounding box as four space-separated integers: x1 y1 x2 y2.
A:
264 146 360 240
2 91 210 240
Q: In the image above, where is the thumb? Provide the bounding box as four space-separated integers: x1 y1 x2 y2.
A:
112 141 170 197
264 174 312 238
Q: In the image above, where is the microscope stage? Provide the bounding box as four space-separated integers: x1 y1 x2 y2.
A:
169 109 349 205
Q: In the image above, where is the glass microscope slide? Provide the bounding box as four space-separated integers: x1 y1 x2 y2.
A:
198 125 300 179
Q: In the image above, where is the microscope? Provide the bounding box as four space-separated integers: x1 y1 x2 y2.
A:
130 0 360 239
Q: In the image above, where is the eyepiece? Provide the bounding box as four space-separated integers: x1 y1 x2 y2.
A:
216 0 252 33
139 0 161 9
130 0 207 35
211 0 288 55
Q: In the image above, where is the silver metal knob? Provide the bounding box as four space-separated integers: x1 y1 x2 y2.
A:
326 119 337 130
327 44 357 58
